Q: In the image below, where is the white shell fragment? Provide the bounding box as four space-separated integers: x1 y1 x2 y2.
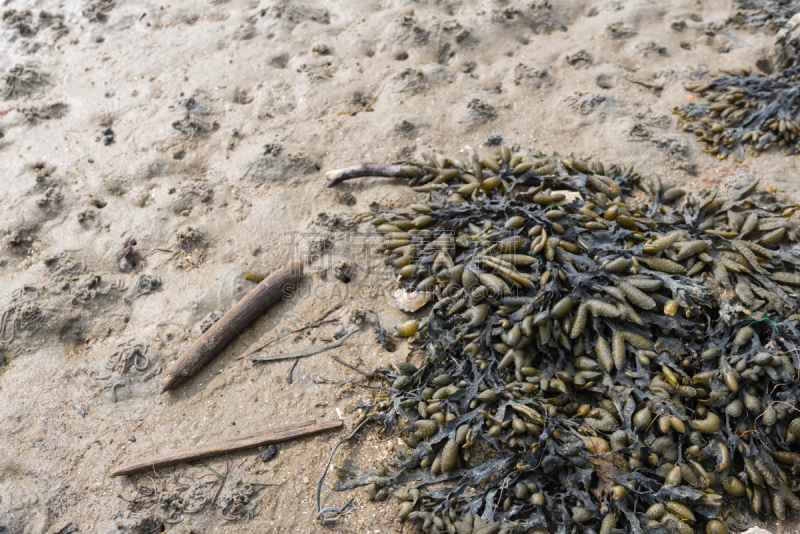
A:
394 288 431 312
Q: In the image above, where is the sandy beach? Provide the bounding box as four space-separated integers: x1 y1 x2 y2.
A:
0 0 798 532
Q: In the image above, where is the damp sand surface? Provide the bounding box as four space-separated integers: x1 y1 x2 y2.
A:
0 0 797 532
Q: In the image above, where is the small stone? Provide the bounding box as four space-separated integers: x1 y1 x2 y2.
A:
484 134 503 146
260 444 277 462
333 259 353 283
128 436 136 442
312 43 331 55
71 403 86 417
95 127 115 145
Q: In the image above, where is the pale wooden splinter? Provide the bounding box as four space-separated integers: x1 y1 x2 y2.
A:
161 260 304 392
110 419 343 476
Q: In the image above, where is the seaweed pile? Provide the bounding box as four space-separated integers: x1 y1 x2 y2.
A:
673 65 800 160
327 148 800 534
673 15 800 160
729 0 800 32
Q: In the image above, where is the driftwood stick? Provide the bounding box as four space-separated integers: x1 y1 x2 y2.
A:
251 328 359 363
161 260 304 392
111 419 343 476
325 164 422 187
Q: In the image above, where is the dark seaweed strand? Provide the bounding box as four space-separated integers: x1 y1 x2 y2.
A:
330 148 800 534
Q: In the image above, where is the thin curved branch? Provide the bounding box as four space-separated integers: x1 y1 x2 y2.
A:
251 328 359 363
325 164 422 187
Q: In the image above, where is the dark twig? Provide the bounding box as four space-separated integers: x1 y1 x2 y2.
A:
330 354 369 375
286 358 300 384
354 383 396 393
246 299 345 358
316 411 373 523
314 356 387 387
252 328 359 363
211 458 231 507
313 374 362 386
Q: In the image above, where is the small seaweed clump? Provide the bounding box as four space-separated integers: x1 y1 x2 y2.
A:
673 65 800 160
729 0 800 32
327 148 800 534
674 15 800 160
